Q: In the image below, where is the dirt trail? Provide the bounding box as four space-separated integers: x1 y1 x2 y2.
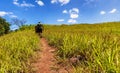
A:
32 38 72 73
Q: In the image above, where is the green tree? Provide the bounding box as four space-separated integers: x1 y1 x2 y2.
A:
0 17 10 35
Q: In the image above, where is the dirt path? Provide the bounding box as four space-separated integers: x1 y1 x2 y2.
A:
32 38 72 73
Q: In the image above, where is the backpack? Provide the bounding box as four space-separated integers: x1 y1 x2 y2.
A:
37 24 43 30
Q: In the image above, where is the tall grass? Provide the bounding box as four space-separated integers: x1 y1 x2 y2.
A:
43 22 120 73
0 30 39 73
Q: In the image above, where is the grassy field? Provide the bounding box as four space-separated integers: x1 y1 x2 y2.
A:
0 22 120 73
43 22 120 73
0 30 39 73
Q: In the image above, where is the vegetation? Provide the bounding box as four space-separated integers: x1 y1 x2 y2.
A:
0 21 120 73
43 22 120 73
19 25 35 30
11 18 27 27
0 30 39 73
0 17 10 35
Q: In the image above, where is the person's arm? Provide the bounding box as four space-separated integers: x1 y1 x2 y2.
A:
41 24 44 30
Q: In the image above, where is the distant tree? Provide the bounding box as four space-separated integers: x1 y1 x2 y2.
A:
11 18 27 27
0 17 10 35
0 24 5 35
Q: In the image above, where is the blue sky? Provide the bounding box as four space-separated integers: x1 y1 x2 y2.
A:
0 0 120 25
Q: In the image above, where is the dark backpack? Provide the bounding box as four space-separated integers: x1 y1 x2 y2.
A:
38 24 43 30
35 24 43 33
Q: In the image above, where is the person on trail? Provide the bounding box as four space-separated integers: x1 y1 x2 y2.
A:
35 22 44 38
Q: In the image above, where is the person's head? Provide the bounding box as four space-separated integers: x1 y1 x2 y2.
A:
38 22 41 24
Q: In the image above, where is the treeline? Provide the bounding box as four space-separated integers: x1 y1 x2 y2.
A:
0 17 10 36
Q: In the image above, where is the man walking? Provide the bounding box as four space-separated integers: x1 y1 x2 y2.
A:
35 22 43 38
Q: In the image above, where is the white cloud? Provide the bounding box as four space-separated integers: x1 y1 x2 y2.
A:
100 9 117 15
70 14 79 18
100 11 106 15
57 19 64 22
10 15 17 18
59 0 70 6
51 0 70 6
51 0 57 4
69 8 79 14
109 9 117 14
69 8 79 18
13 0 19 6
21 1 35 7
68 19 77 23
36 0 44 6
0 11 13 16
13 0 35 7
0 11 17 18
61 8 79 23
63 10 68 14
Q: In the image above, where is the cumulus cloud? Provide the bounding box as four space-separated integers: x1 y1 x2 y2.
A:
51 0 70 6
63 10 68 14
100 11 106 15
61 8 79 23
69 8 79 14
35 0 44 6
69 8 79 18
0 11 17 18
13 0 35 7
68 19 77 23
109 9 117 14
70 14 79 18
57 19 64 22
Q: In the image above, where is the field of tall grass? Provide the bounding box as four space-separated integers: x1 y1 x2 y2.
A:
0 22 120 73
0 30 39 73
43 22 120 73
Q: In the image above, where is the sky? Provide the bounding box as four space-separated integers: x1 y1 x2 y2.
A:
0 0 120 26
